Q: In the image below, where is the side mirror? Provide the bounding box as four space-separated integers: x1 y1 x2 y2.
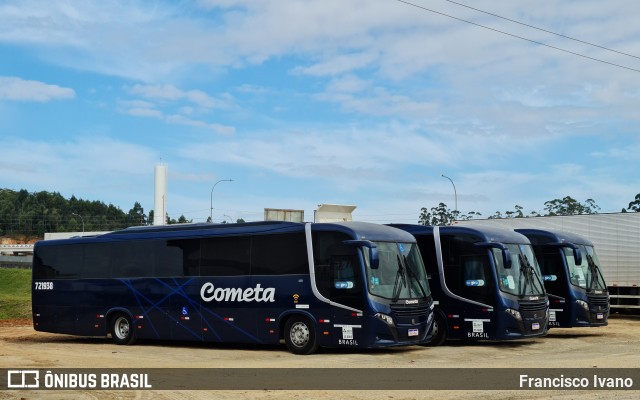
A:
572 247 582 266
475 241 512 269
343 239 379 269
551 242 582 265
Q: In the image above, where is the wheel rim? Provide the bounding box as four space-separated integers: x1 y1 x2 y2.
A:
114 317 130 340
289 321 310 347
431 319 439 337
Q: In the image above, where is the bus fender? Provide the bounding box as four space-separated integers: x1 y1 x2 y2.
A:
427 307 449 346
105 307 135 326
277 309 318 339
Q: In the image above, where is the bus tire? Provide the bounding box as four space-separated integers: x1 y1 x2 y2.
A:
110 313 136 345
425 314 446 347
284 315 318 355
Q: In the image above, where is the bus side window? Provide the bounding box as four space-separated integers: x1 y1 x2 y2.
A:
154 239 185 277
33 247 58 279
330 255 357 289
441 235 493 304
251 233 308 275
461 256 493 304
312 231 363 309
40 245 82 279
327 251 362 309
540 251 564 294
83 243 111 278
416 235 438 275
200 236 251 276
167 239 200 277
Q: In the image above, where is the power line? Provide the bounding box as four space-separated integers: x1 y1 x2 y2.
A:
394 0 640 74
441 0 640 61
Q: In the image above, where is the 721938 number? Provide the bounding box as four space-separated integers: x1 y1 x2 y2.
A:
34 282 54 290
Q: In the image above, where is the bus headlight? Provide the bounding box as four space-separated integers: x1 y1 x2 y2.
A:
505 308 522 321
576 300 589 311
374 313 395 327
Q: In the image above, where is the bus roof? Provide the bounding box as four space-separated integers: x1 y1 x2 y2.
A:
515 228 594 247
37 221 417 246
327 221 417 243
389 223 531 245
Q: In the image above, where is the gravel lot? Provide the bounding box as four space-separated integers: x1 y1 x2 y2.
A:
1 315 639 399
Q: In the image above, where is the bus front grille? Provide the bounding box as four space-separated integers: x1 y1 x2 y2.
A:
587 294 609 307
518 300 547 312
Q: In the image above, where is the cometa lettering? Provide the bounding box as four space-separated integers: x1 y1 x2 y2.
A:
200 282 276 303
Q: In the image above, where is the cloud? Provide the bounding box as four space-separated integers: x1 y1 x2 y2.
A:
127 84 230 109
166 114 236 135
0 135 158 208
118 84 236 134
0 76 75 102
177 122 518 193
293 52 379 77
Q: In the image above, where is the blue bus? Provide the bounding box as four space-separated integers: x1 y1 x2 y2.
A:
32 221 433 354
390 224 548 346
514 229 609 328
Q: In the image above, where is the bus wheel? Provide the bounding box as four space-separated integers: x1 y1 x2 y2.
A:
284 316 318 355
110 313 136 345
425 314 446 347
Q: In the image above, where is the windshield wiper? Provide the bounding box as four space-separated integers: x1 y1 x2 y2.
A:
518 254 530 297
518 253 544 297
392 255 408 302
586 254 605 292
403 255 428 299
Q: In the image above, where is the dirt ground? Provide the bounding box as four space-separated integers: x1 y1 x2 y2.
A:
1 315 639 399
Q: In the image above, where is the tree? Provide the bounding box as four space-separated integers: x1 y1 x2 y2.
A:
128 202 147 226
177 215 191 224
625 193 640 212
419 203 480 226
0 189 142 237
419 203 453 226
505 205 524 218
489 205 528 219
543 196 600 216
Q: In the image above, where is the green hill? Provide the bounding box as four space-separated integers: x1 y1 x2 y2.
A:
0 267 31 319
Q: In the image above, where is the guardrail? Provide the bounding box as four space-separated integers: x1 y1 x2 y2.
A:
0 244 34 255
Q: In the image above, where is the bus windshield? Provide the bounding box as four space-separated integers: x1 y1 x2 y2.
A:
364 241 430 301
563 245 607 291
494 244 546 297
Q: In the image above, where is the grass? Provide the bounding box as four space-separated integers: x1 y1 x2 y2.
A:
0 267 31 319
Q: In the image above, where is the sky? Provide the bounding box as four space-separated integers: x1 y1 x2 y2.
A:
1 0 640 224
